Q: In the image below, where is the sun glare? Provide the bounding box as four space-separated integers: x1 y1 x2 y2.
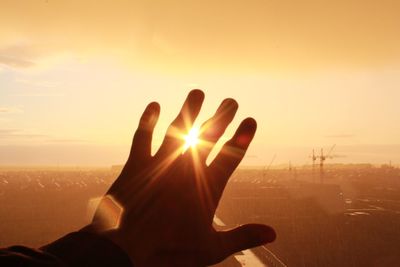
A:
183 127 200 150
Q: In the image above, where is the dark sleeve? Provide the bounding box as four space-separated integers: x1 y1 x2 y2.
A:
0 232 133 267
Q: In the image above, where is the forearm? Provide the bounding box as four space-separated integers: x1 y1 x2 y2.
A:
0 231 132 267
41 231 132 267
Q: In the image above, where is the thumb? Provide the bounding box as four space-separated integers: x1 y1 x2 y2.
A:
218 224 276 258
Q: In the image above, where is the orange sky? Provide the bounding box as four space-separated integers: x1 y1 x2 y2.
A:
0 0 399 165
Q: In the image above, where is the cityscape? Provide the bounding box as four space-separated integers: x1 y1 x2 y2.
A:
1 163 399 266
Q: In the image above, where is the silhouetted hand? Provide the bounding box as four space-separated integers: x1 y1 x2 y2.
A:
83 90 276 266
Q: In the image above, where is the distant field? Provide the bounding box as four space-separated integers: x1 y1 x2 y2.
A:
1 166 399 267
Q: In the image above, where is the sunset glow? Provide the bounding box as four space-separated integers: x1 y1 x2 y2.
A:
0 1 399 166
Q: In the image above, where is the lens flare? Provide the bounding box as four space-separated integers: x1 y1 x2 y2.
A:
183 127 200 150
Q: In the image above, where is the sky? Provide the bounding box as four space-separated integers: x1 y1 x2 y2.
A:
0 0 400 166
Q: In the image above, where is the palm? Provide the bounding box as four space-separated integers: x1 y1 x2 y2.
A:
88 90 275 266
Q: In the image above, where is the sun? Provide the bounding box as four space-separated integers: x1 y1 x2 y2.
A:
183 126 200 150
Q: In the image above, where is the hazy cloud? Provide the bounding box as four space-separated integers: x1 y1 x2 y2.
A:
0 45 42 68
0 129 18 134
15 79 59 88
1 1 399 72
0 129 47 139
0 55 35 68
46 139 88 144
0 144 127 166
324 134 355 138
0 107 24 114
10 93 65 97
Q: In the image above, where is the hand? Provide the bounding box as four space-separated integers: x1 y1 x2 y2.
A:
83 90 276 266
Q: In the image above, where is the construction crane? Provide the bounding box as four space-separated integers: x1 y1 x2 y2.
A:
319 144 336 170
310 144 338 183
262 154 277 183
309 149 317 170
308 149 319 182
